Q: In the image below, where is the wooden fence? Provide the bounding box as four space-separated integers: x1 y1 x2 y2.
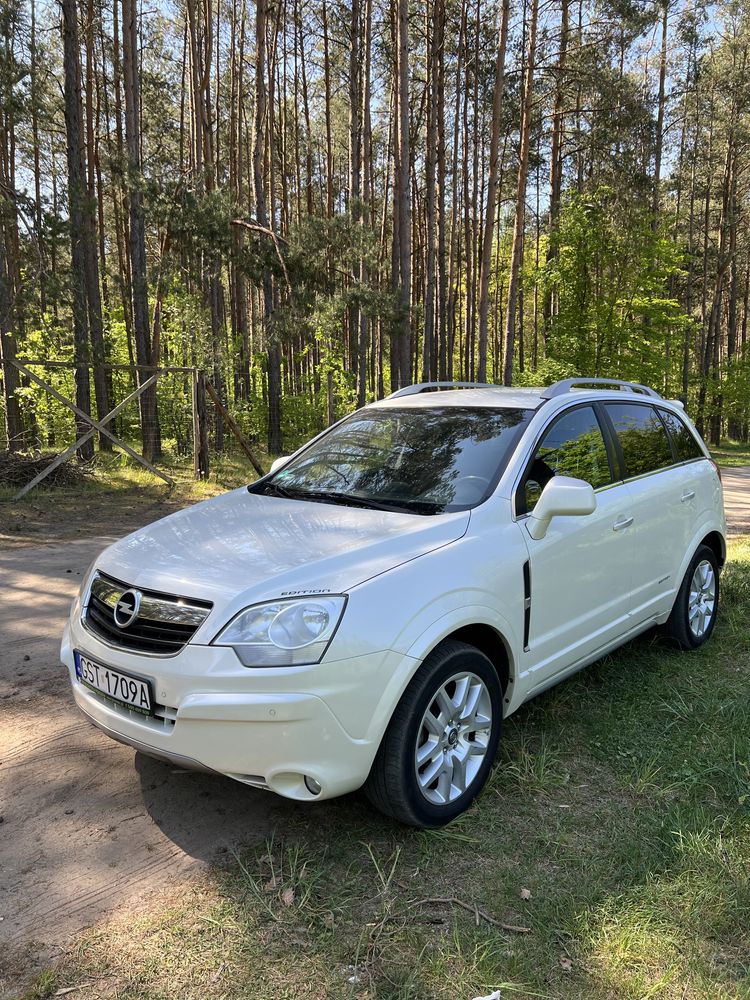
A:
0 359 264 499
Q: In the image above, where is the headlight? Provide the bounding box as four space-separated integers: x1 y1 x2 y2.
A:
212 596 347 667
71 560 98 617
78 560 99 598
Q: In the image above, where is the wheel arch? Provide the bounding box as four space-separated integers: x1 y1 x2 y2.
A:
700 530 726 568
439 623 513 700
365 611 517 744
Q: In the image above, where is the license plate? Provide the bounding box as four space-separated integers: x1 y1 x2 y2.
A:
74 651 153 715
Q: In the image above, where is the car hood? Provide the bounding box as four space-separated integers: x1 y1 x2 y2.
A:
95 487 469 612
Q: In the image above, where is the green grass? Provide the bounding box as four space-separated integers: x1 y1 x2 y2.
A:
711 441 750 469
5 545 750 999
0 444 263 540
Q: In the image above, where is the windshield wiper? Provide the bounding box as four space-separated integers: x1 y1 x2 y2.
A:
259 481 439 514
260 481 298 500
287 489 406 511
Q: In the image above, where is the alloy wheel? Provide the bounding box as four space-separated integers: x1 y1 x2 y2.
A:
688 558 716 638
414 671 493 805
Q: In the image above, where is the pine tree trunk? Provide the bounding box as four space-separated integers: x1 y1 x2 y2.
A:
651 1 668 226
348 0 363 403
84 0 111 449
62 0 94 461
0 243 22 450
435 0 447 381
122 0 161 461
422 0 439 383
359 0 373 403
254 0 282 453
502 0 538 385
477 0 509 382
0 16 22 449
543 0 569 330
394 0 411 388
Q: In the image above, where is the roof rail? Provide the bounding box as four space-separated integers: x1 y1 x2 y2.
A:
386 381 496 399
541 378 661 400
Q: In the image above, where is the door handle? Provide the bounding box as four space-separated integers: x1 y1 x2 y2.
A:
680 490 696 502
613 516 634 532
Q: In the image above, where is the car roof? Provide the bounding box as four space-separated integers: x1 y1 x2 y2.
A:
368 382 686 415
370 387 545 410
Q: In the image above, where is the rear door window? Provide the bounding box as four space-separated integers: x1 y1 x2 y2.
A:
605 403 673 478
658 409 704 462
519 405 613 514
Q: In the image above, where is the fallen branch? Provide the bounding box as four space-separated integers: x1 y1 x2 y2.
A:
409 897 530 934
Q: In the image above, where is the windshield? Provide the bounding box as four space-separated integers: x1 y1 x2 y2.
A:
257 406 533 514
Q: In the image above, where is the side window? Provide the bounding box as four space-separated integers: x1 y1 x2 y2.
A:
659 409 704 462
605 403 673 478
520 405 612 513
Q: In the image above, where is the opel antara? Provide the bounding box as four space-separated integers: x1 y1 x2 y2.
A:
62 378 726 827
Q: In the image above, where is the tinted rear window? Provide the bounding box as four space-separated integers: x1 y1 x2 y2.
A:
659 409 704 462
605 403 673 478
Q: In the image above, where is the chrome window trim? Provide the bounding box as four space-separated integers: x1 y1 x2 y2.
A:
513 456 709 522
616 456 709 487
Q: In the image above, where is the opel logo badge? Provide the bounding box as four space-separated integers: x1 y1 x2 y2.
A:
113 589 141 629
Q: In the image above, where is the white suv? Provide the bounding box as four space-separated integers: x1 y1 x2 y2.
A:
62 379 726 827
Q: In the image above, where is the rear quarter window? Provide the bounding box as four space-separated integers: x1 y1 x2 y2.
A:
605 402 674 478
658 409 705 462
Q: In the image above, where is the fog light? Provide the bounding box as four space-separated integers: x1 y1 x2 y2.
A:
304 775 322 796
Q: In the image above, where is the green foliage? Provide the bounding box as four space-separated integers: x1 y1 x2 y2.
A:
13 328 77 449
514 357 577 387
545 188 688 389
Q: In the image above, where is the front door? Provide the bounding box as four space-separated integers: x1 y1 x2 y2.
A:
515 404 635 692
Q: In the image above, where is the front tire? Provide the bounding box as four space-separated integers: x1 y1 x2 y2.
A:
661 544 720 649
364 640 503 828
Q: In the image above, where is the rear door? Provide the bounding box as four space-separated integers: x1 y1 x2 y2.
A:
602 402 688 622
516 404 635 689
658 407 717 535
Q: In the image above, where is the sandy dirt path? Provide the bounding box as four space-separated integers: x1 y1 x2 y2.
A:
0 532 342 955
1 469 748 957
721 466 750 536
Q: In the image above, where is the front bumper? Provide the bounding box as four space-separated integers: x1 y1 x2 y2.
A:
62 615 406 801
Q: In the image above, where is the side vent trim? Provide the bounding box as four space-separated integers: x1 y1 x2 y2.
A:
522 560 531 651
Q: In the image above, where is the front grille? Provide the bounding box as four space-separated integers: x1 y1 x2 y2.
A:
84 572 212 655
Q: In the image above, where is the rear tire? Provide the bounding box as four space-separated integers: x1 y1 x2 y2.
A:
364 640 503 828
660 544 719 650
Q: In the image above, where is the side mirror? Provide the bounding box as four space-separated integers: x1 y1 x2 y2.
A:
526 475 596 540
270 456 290 474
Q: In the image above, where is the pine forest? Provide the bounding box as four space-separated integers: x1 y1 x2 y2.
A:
1 0 749 465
